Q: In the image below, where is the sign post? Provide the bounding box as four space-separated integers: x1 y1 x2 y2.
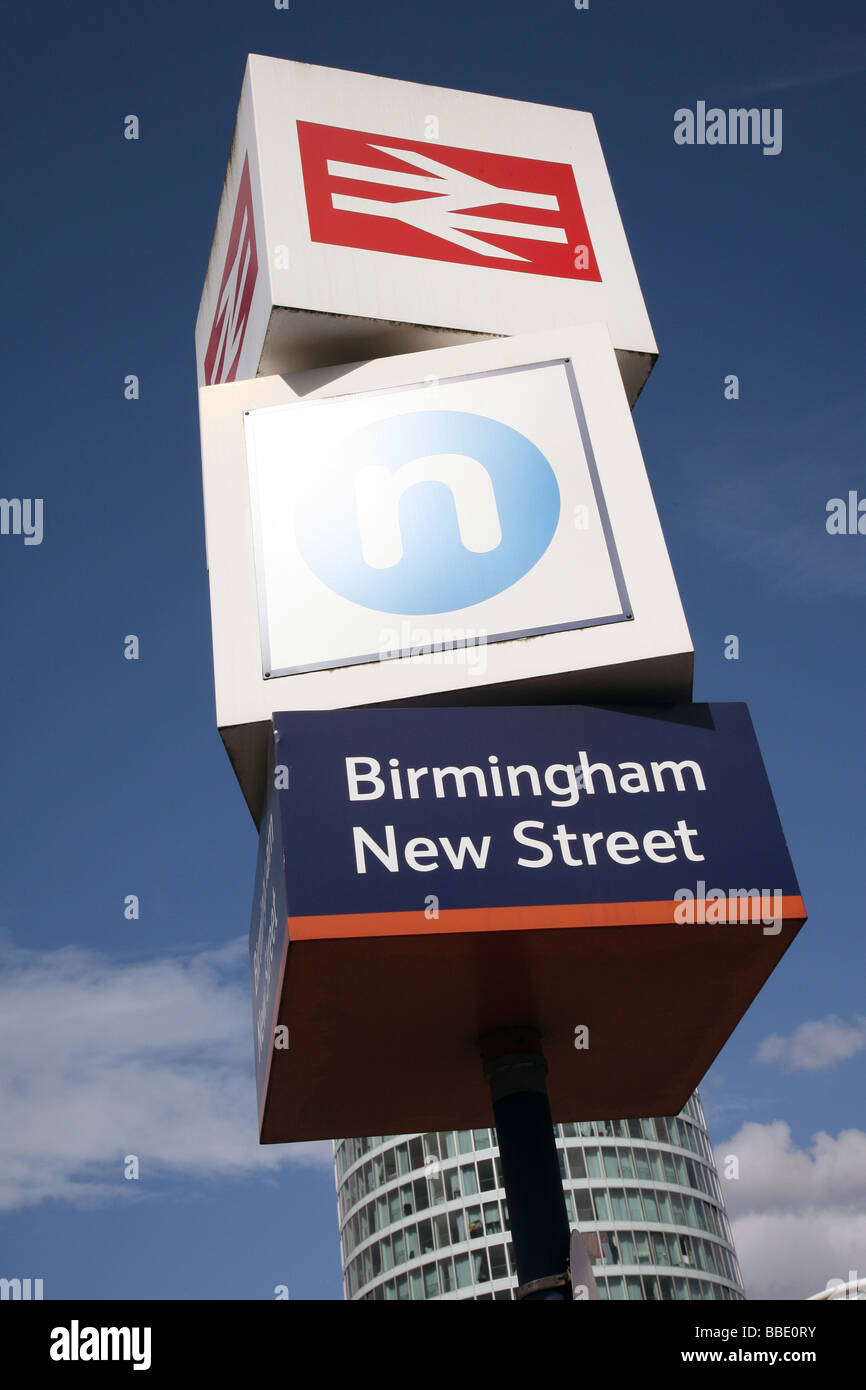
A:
195 55 807 1306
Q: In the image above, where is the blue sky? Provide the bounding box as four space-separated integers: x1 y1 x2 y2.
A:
1 0 864 1301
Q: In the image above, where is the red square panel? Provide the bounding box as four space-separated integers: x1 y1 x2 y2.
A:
297 121 601 282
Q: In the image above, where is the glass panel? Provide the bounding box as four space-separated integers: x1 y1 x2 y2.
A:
567 1148 587 1180
627 1190 644 1221
439 1257 455 1293
618 1232 635 1264
626 1275 643 1299
444 1168 461 1201
573 1188 594 1222
448 1209 466 1243
440 1132 456 1159
610 1188 628 1221
594 1189 611 1221
405 1225 420 1261
396 1273 409 1300
649 1151 665 1181
460 1164 478 1196
457 1130 473 1154
619 1148 636 1179
483 1201 502 1235
627 1118 643 1140
472 1128 490 1150
419 1219 434 1255
601 1231 620 1265
466 1205 484 1239
659 1275 675 1300
643 1191 659 1223
409 1268 423 1300
454 1253 472 1288
400 1184 414 1217
478 1158 496 1192
388 1190 401 1224
585 1148 602 1178
472 1248 491 1284
413 1177 429 1213
423 1263 438 1299
641 1118 657 1141
652 1232 669 1265
608 1276 626 1300
382 1236 394 1271
602 1147 620 1178
643 1274 661 1300
489 1245 509 1280
396 1144 410 1175
634 1230 651 1264
433 1214 449 1248
428 1173 445 1206
657 1189 673 1223
408 1136 424 1168
392 1232 406 1266
423 1134 440 1161
384 1148 397 1181
383 1278 396 1300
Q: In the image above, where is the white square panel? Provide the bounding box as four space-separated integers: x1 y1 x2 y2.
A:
243 359 631 677
198 323 692 818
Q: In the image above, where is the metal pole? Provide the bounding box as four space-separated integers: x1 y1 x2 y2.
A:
480 1026 571 1301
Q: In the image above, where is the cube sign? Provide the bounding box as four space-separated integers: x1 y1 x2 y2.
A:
195 55 657 405
251 703 806 1141
198 326 692 820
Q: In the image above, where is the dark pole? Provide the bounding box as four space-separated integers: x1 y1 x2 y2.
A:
480 1026 571 1301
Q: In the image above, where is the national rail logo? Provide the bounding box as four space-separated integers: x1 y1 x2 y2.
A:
296 121 601 280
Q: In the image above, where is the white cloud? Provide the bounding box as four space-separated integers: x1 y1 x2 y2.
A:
0 938 331 1212
755 1015 866 1071
715 1121 866 1299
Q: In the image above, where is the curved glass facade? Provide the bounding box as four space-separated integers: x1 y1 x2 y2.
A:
334 1092 745 1300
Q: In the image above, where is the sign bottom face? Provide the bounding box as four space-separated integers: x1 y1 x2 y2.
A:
250 702 805 1142
260 917 803 1142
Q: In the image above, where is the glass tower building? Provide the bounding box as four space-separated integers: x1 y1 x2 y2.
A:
334 1091 745 1300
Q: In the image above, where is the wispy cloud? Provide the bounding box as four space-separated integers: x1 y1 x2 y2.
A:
736 57 866 98
756 1015 866 1071
716 1120 866 1299
0 938 330 1212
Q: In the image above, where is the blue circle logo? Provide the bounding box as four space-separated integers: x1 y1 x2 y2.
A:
294 411 561 614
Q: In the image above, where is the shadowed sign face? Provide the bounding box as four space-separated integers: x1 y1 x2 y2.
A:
297 121 601 281
203 154 259 384
250 703 806 1142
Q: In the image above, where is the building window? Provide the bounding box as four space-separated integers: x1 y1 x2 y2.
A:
460 1164 479 1196
472 1248 491 1285
454 1253 472 1289
489 1244 509 1281
478 1158 497 1192
484 1201 502 1235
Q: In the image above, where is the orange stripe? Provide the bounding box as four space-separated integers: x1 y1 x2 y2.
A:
288 895 806 941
